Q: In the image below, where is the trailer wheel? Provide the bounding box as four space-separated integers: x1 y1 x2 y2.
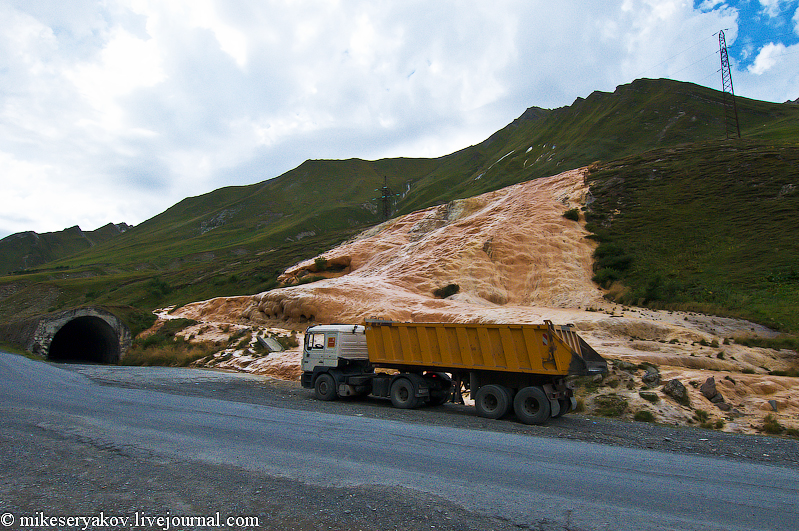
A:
513 386 550 425
474 384 512 419
390 378 420 409
314 373 338 401
551 398 570 418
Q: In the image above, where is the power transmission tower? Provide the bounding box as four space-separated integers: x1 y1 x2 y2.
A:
718 29 741 139
376 176 398 220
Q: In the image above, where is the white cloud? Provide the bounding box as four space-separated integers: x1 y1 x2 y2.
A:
759 0 781 17
0 0 795 239
66 27 165 132
748 42 788 73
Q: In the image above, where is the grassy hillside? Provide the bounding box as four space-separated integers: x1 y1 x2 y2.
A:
586 139 799 333
0 223 130 275
1 78 797 331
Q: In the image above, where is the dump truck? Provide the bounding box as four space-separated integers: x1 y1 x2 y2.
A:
300 319 606 424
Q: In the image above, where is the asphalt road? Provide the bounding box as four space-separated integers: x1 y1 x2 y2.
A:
1 351 798 531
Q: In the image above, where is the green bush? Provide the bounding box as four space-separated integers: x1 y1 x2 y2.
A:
314 257 329 271
592 268 621 288
563 208 580 222
762 414 784 434
769 368 799 377
593 394 629 417
147 277 172 298
639 391 660 403
433 284 460 299
593 242 633 272
297 275 325 285
634 410 655 422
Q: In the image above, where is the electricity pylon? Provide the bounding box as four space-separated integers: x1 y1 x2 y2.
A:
719 29 741 139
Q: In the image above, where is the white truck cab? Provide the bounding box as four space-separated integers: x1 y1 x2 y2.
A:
301 324 368 372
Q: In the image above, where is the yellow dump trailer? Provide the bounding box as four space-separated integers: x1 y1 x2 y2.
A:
364 319 602 377
300 320 606 425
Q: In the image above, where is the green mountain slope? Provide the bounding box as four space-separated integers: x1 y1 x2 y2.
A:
586 139 799 333
1 78 797 332
0 223 131 274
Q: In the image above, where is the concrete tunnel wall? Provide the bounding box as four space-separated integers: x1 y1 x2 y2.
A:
29 307 132 364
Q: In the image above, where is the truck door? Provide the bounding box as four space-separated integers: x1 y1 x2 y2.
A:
301 329 340 371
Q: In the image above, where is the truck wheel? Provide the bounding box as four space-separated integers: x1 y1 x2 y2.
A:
424 373 452 406
390 378 420 409
551 398 570 418
513 386 551 425
474 384 512 419
314 373 338 401
427 390 450 407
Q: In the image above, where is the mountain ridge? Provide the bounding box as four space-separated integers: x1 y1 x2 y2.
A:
0 78 797 331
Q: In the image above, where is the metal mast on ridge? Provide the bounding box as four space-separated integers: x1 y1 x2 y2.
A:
719 29 741 139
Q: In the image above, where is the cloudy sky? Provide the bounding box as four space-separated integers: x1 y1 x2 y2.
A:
1 0 798 239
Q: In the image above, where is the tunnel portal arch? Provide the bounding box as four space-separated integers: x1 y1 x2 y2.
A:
31 307 132 364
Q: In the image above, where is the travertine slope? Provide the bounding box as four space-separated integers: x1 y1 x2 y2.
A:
172 168 798 434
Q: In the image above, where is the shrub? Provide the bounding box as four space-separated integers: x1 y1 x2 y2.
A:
314 257 329 271
122 340 215 367
147 277 172 298
769 368 799 377
433 284 460 299
639 391 660 403
634 410 655 422
276 333 299 350
563 208 580 222
593 242 633 268
762 414 784 434
593 394 629 417
592 268 621 288
297 274 325 285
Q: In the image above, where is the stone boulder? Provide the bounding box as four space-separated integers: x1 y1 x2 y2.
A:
663 379 690 406
642 366 661 388
700 376 727 405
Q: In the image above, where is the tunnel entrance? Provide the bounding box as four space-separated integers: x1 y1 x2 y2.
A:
48 316 121 364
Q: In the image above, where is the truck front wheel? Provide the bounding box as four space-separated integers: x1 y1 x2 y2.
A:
390 378 420 409
314 373 338 401
513 386 551 425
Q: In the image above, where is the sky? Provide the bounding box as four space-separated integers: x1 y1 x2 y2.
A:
1 0 798 240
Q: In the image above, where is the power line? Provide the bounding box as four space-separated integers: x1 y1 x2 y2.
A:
634 33 717 79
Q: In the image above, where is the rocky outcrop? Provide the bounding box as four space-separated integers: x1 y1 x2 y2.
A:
663 379 690 406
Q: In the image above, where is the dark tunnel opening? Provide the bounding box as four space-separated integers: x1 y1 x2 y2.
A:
48 316 120 364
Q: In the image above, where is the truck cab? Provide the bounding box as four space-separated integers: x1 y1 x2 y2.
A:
301 324 368 372
300 324 373 398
